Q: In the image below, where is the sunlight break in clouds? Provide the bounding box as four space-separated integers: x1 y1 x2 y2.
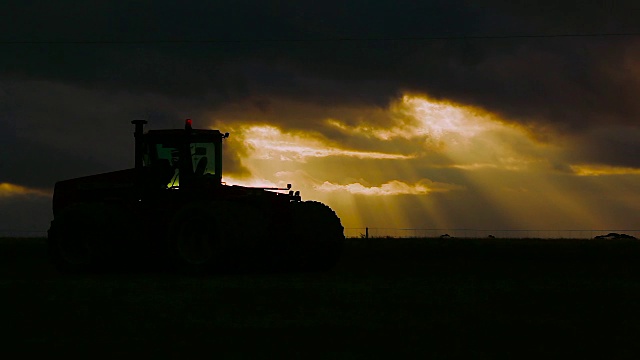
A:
315 180 462 196
203 93 640 231
405 95 501 139
0 183 50 198
243 125 412 161
326 94 502 141
323 94 548 172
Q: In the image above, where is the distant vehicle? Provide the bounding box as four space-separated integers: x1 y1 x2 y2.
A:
594 233 637 240
47 119 344 272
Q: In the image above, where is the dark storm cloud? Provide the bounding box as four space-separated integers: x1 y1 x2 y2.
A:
2 1 640 176
563 125 640 168
3 1 640 112
0 133 105 189
0 79 251 185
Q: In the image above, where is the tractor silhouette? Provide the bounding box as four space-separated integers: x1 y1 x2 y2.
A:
47 119 344 272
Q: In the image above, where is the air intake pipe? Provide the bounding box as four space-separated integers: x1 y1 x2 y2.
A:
132 120 148 169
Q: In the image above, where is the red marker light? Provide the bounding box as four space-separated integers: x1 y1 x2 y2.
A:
185 118 193 129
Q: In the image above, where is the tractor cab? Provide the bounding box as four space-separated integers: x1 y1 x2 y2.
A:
133 119 228 189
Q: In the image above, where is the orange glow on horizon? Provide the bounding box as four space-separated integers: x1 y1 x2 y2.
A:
0 183 50 198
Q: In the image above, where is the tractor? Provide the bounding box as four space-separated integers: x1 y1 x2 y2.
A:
47 119 344 272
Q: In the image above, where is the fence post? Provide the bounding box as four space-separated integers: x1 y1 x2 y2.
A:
366 227 369 239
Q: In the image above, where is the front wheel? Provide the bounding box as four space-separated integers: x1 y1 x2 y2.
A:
283 201 345 271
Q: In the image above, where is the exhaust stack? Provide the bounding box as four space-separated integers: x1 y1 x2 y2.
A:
131 120 148 169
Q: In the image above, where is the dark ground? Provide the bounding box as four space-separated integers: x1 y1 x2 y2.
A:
2 237 640 358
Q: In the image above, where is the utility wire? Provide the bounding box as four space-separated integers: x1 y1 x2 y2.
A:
2 32 640 45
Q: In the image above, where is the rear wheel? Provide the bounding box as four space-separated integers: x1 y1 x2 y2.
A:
47 203 135 272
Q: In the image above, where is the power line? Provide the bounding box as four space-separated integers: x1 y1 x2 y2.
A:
2 32 640 45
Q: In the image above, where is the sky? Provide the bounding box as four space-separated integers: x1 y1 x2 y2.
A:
1 1 639 236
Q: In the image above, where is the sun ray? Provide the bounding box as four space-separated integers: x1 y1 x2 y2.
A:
205 93 640 234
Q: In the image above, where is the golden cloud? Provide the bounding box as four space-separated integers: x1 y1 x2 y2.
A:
325 95 502 141
570 164 640 176
320 94 554 173
204 93 639 230
315 179 463 196
0 183 51 198
242 125 413 161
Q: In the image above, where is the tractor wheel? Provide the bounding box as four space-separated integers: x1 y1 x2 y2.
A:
167 202 224 272
47 203 134 272
167 201 271 272
284 201 345 271
214 201 270 264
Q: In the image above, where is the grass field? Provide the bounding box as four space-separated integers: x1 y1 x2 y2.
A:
3 237 640 358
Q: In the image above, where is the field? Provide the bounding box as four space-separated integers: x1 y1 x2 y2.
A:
3 236 640 358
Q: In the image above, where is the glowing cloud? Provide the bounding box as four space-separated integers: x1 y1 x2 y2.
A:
321 94 551 173
315 179 462 196
404 95 502 139
570 165 640 176
242 125 413 161
325 95 502 141
0 183 50 198
208 93 640 231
